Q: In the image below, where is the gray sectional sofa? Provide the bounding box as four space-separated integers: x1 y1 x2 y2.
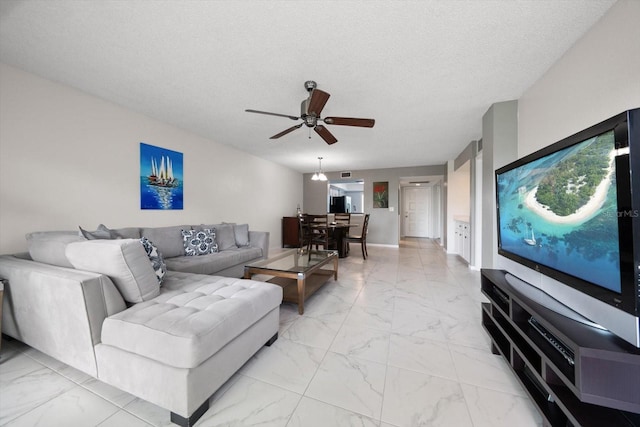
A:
0 223 281 426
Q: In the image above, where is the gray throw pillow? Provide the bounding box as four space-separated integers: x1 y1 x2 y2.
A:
233 224 250 247
139 237 167 285
182 228 217 256
79 224 116 240
215 224 237 251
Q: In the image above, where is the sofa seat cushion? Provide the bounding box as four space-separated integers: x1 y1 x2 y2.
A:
163 247 262 275
100 271 282 369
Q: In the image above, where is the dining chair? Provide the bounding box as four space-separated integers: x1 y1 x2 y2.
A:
333 213 351 254
346 213 370 259
298 214 313 251
307 214 335 251
334 213 351 225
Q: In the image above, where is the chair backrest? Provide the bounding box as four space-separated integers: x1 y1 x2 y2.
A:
361 214 370 239
308 214 329 224
346 213 361 237
298 214 313 247
334 213 351 225
307 214 332 246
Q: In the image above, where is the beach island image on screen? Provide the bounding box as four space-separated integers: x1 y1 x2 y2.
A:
497 130 621 293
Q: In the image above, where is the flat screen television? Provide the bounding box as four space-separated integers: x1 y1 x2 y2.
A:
495 108 640 347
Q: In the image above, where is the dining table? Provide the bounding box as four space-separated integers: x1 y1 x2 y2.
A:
310 222 357 258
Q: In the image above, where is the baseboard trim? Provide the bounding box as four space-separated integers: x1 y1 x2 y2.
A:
367 243 399 248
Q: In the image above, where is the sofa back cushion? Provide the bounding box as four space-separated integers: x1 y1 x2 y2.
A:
65 239 160 303
26 231 85 268
112 227 141 239
140 225 190 258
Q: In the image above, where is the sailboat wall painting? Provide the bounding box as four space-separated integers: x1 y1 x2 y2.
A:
140 143 183 210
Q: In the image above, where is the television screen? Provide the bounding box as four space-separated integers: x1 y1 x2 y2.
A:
496 129 621 294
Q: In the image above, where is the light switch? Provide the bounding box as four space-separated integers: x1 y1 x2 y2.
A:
389 206 394 212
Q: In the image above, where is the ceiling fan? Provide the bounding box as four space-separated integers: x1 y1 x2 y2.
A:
245 81 375 145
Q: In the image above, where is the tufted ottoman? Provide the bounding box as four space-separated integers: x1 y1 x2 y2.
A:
94 271 282 426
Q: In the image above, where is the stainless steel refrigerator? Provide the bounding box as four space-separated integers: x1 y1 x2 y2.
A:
330 196 351 213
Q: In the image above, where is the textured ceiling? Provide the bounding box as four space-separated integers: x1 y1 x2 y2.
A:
0 0 616 173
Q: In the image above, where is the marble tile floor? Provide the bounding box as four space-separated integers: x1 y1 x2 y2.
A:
0 238 542 427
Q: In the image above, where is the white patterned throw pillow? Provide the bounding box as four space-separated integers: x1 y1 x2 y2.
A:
139 237 167 284
182 228 217 256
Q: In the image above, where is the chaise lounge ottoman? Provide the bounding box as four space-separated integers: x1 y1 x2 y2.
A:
95 271 282 426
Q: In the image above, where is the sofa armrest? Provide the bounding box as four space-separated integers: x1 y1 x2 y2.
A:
0 255 126 376
248 231 269 259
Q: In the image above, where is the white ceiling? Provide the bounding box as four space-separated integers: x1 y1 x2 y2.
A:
0 0 616 174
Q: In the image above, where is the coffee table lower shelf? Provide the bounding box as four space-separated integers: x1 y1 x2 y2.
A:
268 269 335 312
244 249 338 315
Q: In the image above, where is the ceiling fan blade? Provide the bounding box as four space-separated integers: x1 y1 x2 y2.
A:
323 117 375 127
245 109 299 121
314 125 338 145
307 89 330 116
270 123 303 139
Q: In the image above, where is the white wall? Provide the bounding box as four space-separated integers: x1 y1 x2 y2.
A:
446 160 470 253
498 1 639 270
0 64 303 253
481 4 640 269
450 161 470 218
518 0 640 157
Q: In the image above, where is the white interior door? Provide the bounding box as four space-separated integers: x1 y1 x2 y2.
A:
402 187 431 237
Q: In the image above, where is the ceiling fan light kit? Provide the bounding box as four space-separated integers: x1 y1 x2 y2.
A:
246 81 375 145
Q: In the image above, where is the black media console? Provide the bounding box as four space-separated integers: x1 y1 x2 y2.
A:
480 269 640 427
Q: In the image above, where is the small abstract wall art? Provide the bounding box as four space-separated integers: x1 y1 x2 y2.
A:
140 143 183 210
373 181 388 208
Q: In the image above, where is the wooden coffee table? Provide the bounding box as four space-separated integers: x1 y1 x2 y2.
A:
244 249 338 314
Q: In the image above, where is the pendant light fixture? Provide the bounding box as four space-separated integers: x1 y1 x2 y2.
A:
311 156 327 181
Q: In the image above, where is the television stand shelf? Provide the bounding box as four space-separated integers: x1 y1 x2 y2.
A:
481 269 640 427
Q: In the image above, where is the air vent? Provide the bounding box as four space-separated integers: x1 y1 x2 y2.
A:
410 181 430 184
340 171 352 178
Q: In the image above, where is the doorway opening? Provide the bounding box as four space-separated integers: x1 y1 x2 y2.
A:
328 179 364 213
399 176 443 240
